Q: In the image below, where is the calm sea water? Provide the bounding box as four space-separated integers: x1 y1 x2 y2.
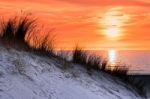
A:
94 50 150 74
57 50 150 74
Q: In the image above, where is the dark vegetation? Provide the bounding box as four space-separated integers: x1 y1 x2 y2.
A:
0 14 147 98
32 30 56 57
72 46 146 98
0 15 55 56
0 16 35 46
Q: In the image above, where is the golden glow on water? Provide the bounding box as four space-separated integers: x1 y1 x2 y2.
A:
102 7 129 40
108 49 117 66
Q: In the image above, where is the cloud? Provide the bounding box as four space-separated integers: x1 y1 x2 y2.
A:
0 0 150 50
58 0 150 7
2 0 150 7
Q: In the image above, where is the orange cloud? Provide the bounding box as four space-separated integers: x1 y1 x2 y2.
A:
0 0 150 50
57 0 150 7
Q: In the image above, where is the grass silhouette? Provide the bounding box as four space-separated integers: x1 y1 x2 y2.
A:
33 31 56 57
0 17 16 41
0 15 36 49
15 16 36 44
72 46 146 97
72 46 87 65
0 14 55 56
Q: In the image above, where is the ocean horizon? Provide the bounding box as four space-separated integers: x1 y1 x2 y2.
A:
91 50 150 74
58 50 150 74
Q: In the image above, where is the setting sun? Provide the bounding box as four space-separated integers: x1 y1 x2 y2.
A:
101 7 129 41
106 27 120 38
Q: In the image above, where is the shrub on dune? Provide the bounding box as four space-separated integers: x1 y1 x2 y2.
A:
0 17 16 41
71 47 146 97
106 64 128 77
86 54 101 70
31 30 56 57
101 59 107 71
109 66 146 97
72 47 103 71
0 15 36 48
124 75 146 97
72 46 87 65
14 16 36 44
41 37 52 56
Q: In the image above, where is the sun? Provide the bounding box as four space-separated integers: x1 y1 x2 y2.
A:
101 7 129 40
106 27 120 38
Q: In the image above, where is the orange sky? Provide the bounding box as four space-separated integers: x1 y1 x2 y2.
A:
0 0 150 50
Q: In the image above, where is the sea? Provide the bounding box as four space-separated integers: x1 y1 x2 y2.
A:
57 50 150 74
94 50 150 74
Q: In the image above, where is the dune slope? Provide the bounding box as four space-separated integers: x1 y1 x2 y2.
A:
0 46 144 99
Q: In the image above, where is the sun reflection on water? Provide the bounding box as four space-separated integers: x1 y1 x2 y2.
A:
108 49 117 66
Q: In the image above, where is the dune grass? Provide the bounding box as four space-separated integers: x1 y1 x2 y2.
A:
33 31 56 57
72 46 101 71
0 14 55 56
72 46 87 65
0 17 16 41
86 54 101 70
14 16 36 44
72 46 146 97
0 15 36 49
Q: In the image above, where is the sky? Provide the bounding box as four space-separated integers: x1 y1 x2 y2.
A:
0 0 150 50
